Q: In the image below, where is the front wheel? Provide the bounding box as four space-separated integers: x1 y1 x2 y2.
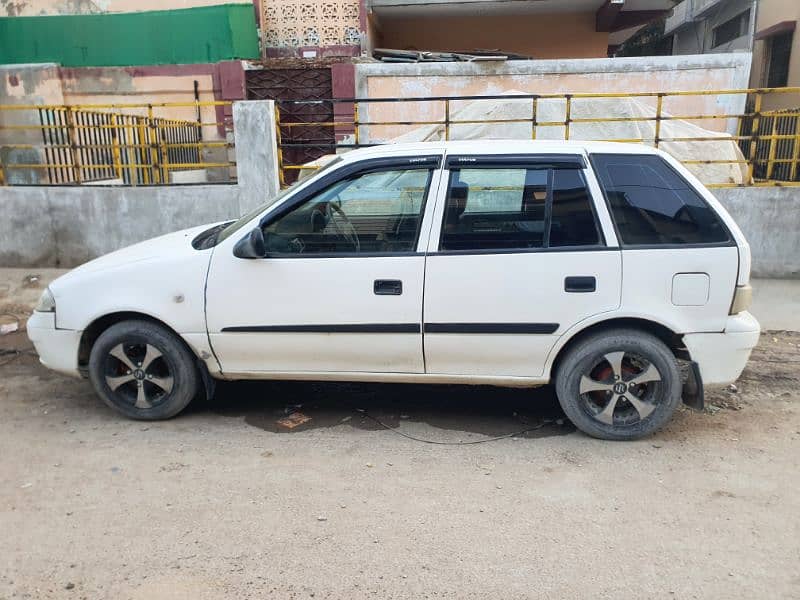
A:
555 329 681 441
88 320 198 420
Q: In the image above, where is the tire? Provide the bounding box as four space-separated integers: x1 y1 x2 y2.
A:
88 320 198 420
554 329 681 441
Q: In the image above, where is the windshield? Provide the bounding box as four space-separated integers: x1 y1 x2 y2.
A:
216 156 344 244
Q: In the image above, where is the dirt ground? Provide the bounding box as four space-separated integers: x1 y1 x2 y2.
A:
1 271 799 599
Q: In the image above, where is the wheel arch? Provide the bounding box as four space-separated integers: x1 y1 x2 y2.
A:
547 316 686 381
78 311 197 371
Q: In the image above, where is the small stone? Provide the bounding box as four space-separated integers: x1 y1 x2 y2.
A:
317 516 327 521
366 462 374 468
65 582 75 590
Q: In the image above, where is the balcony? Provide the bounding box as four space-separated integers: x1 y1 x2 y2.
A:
664 0 726 35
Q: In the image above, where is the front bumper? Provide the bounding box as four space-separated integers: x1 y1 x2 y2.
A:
26 311 83 378
683 311 761 386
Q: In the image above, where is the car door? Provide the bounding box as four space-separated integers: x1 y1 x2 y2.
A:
205 154 443 375
422 153 622 378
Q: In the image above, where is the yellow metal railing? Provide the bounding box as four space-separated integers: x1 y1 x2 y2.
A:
0 101 235 185
274 87 800 188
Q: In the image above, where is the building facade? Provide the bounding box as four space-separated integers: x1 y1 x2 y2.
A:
256 0 676 60
664 0 757 55
749 0 798 109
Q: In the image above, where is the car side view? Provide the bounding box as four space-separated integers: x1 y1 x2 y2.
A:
27 140 760 440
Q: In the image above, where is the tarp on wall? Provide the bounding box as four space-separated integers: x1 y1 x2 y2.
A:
382 92 749 185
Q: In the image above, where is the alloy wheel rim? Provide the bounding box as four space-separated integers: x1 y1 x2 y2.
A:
578 351 662 426
104 342 174 409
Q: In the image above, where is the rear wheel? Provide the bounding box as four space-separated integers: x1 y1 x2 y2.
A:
555 329 681 440
88 320 198 420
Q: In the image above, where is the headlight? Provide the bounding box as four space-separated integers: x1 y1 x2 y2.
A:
35 288 56 313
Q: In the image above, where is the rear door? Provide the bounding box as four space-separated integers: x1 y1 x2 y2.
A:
422 154 622 378
589 152 739 334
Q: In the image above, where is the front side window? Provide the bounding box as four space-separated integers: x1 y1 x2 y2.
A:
263 168 432 255
591 153 730 246
440 166 600 251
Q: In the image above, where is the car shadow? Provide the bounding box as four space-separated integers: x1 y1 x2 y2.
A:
199 380 576 440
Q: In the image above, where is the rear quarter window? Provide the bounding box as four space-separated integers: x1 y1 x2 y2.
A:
590 153 730 246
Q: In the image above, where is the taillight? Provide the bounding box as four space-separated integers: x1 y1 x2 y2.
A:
729 284 752 315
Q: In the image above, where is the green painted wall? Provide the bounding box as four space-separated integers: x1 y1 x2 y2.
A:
0 4 259 67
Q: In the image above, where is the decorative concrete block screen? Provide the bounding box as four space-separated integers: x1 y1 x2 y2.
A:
262 0 360 48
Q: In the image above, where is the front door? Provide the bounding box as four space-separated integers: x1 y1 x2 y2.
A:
206 157 442 375
422 154 622 378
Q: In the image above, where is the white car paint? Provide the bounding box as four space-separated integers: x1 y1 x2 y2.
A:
28 140 759 392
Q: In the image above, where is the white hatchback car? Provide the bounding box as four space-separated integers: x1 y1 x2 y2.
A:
28 141 760 440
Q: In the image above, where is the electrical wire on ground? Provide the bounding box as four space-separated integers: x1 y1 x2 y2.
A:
353 407 554 445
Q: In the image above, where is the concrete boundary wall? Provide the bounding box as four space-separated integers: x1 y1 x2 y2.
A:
714 187 800 279
0 184 244 267
0 99 281 268
1 181 798 278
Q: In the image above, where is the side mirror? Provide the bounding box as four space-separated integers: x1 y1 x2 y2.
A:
233 227 266 259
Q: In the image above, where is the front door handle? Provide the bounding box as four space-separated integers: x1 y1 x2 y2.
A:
565 276 596 293
374 279 403 295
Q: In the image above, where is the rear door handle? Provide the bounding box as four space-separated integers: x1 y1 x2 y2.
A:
374 279 403 295
565 276 596 293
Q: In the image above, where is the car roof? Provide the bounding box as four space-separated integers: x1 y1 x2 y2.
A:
337 139 661 162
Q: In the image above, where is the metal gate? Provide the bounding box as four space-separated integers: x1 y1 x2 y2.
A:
245 67 334 184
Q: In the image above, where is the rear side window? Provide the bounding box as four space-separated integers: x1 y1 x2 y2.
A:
550 169 601 247
591 153 730 246
440 166 600 251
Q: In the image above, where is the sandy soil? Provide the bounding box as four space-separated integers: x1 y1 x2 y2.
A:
0 271 798 599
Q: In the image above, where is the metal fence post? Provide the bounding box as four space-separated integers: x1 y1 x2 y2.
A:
137 116 150 185
274 103 286 189
746 93 762 184
791 114 800 182
766 110 779 181
444 99 450 141
353 100 360 147
159 124 170 184
110 114 123 180
564 95 572 140
654 94 664 148
147 105 161 184
64 106 82 184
